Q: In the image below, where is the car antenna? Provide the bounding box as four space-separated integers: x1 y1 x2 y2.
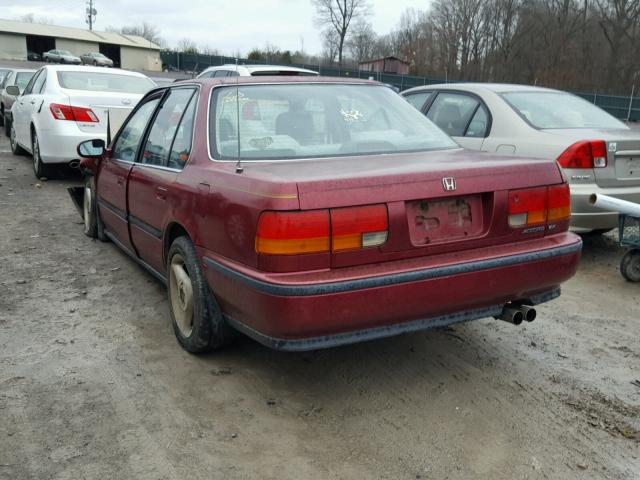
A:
235 58 243 174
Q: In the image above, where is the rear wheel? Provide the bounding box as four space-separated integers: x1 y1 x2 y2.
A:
9 121 25 155
0 104 4 127
3 113 10 137
620 249 640 282
167 236 234 353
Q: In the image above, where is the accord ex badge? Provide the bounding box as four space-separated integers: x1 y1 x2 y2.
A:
121 98 132 106
442 177 456 191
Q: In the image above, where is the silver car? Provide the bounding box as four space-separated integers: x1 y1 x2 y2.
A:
402 83 640 233
196 64 318 78
0 68 36 134
43 49 82 65
80 52 114 67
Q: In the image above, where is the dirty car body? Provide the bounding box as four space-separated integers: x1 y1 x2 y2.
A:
75 77 582 352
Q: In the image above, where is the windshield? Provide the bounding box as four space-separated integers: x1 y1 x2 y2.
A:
210 84 458 160
57 71 155 94
502 91 626 129
15 72 34 90
60 50 73 56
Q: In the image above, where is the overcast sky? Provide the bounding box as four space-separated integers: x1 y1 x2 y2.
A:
0 0 430 54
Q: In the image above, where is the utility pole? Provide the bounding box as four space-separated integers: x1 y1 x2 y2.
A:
86 0 97 30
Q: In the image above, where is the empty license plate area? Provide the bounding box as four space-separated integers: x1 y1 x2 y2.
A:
406 194 484 245
615 157 640 179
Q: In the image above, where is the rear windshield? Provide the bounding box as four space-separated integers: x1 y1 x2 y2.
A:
15 72 34 90
57 71 155 94
210 83 458 160
502 91 626 129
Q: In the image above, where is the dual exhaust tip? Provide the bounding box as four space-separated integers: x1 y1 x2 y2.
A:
495 305 536 325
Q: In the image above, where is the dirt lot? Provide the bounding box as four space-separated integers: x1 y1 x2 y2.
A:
0 131 638 480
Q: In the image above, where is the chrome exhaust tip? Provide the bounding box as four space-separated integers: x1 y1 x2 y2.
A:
520 305 537 322
495 306 524 325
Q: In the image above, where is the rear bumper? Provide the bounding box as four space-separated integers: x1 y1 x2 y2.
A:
200 233 582 350
38 124 106 164
570 183 640 232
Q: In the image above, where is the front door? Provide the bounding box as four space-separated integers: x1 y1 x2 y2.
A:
13 69 43 146
128 87 197 273
96 96 161 252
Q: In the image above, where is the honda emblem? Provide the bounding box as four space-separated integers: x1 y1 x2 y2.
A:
442 177 456 191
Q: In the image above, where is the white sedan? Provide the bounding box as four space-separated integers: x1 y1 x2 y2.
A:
402 83 640 233
8 65 156 178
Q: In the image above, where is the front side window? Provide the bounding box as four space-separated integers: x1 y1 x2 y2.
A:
141 88 196 167
210 84 457 161
502 91 626 129
31 71 46 94
112 98 160 162
426 92 480 137
15 72 35 91
57 71 155 94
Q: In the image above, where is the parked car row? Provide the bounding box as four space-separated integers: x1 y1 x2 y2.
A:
42 50 115 67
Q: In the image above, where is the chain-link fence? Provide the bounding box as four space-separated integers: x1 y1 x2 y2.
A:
160 51 640 121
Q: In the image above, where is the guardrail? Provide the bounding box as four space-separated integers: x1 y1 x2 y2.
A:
160 51 640 121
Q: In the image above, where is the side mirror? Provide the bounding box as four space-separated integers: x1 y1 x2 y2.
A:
77 138 105 158
6 85 20 96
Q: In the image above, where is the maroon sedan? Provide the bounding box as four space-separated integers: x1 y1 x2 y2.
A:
72 77 582 353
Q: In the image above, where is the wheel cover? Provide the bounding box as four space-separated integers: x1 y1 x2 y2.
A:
32 135 39 171
169 254 194 336
83 186 92 233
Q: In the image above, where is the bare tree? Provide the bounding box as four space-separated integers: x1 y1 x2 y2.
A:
107 22 164 47
313 0 372 66
176 38 199 54
19 13 54 24
347 21 377 63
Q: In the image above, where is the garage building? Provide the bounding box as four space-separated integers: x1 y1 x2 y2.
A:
0 18 161 71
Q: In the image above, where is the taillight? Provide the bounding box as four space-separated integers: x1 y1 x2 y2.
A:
255 204 389 255
508 184 571 229
256 210 330 255
331 204 388 252
49 103 99 123
547 183 571 222
508 187 547 227
557 140 607 168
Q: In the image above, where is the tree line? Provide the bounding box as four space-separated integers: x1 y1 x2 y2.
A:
315 0 640 95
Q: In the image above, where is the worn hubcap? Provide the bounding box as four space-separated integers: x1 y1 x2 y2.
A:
169 254 194 336
83 186 92 232
10 124 16 149
33 136 39 171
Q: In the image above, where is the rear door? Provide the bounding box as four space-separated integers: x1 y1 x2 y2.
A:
97 94 161 252
425 91 489 150
127 86 198 273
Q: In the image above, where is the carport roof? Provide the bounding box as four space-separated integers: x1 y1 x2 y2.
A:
0 18 161 50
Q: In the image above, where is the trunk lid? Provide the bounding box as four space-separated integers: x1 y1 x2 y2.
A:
246 149 564 267
59 89 142 134
544 127 640 188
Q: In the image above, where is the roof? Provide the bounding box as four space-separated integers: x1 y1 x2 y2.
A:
174 76 378 88
200 64 319 75
404 82 561 95
41 64 152 78
358 56 410 65
0 18 160 50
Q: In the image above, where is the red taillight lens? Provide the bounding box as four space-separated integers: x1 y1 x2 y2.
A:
331 204 388 252
508 187 547 227
255 205 389 255
557 140 607 169
256 210 330 255
49 103 99 123
547 183 571 222
508 184 571 228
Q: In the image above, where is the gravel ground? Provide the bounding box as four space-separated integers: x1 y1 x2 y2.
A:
0 129 639 480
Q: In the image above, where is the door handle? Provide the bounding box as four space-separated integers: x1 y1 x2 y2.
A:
30 100 36 105
156 186 168 200
116 175 125 185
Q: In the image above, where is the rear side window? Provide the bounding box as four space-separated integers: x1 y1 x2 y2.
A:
427 92 480 137
57 71 155 94
168 95 197 169
465 106 489 137
32 71 46 94
404 92 432 111
113 98 160 162
141 88 196 167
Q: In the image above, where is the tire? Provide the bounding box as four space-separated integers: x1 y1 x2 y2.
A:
82 176 108 241
0 105 4 128
620 249 640 282
9 121 26 155
3 114 9 137
31 129 52 179
167 236 234 353
93 60 98 66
